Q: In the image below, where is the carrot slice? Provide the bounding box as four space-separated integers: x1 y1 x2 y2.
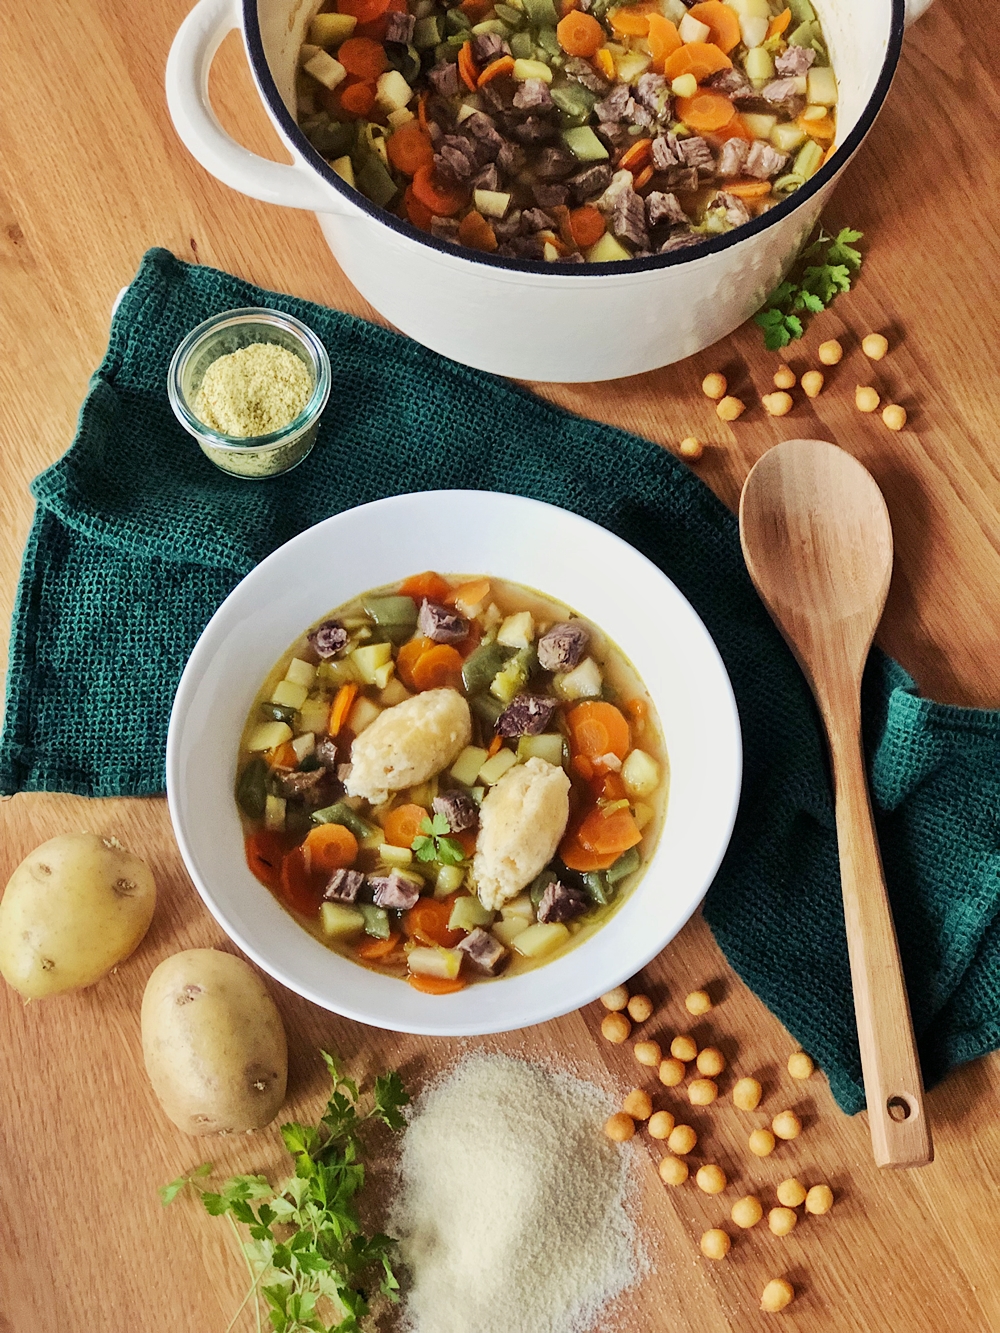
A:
633 164 653 191
303 822 359 873
618 137 653 173
397 635 435 688
337 0 389 23
383 802 429 848
609 3 657 37
577 805 643 857
717 112 754 142
556 9 605 54
245 830 287 890
647 13 681 72
403 897 466 948
478 54 516 86
356 930 403 960
411 164 469 217
675 91 736 134
571 753 595 781
798 111 835 142
687 0 741 53
400 571 452 602
487 733 503 758
457 210 498 253
387 122 434 175
558 828 619 872
567 701 631 761
593 47 615 81
330 682 359 736
279 845 323 916
405 184 434 231
663 41 732 82
569 205 605 249
445 577 490 608
408 973 467 994
337 79 377 118
411 643 465 691
417 90 430 133
457 40 479 91
460 0 494 18
338 36 388 80
561 0 581 13
353 0 402 39
725 178 772 199
269 739 298 770
767 6 792 38
601 771 628 801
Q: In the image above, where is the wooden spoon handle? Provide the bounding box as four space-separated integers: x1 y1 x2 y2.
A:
828 711 933 1168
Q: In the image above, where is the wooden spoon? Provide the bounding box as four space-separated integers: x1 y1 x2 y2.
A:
739 438 933 1168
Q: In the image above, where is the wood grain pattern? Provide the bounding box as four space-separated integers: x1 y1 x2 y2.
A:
2 0 1000 1329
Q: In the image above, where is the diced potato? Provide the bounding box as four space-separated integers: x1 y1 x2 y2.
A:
585 233 631 263
387 107 415 128
348 695 382 734
373 659 395 690
264 794 286 832
297 695 330 736
376 69 414 113
771 121 807 152
512 58 553 83
678 11 710 42
742 112 777 139
304 50 347 91
474 189 511 219
271 678 308 710
320 902 365 940
291 732 315 763
380 843 414 867
513 921 571 959
744 45 774 82
331 155 355 188
455 100 480 123
435 863 467 898
247 721 293 752
671 73 697 98
553 657 603 700
380 678 412 707
807 65 838 106
739 13 768 47
449 895 493 933
662 0 687 19
299 43 322 65
308 11 357 46
497 611 535 649
285 657 316 689
492 917 530 947
622 748 662 799
501 893 536 922
632 801 654 831
543 242 561 263
478 748 518 786
352 641 393 684
727 0 770 14
408 946 463 979
517 734 565 767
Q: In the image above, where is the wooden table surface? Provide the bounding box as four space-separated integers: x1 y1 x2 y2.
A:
3 1 1000 1330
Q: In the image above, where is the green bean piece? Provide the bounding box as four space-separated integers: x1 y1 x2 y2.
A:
509 29 534 58
522 0 559 25
462 640 512 695
445 7 471 32
363 595 419 627
581 871 612 906
259 701 298 724
495 4 524 25
356 156 398 209
471 693 505 728
360 904 391 939
236 757 269 820
311 802 375 841
606 846 641 886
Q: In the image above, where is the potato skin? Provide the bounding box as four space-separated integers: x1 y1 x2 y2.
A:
141 949 287 1136
0 833 156 999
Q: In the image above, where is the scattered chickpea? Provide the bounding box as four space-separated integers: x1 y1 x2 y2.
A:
601 1012 631 1044
773 365 797 390
717 395 747 422
634 1040 662 1068
696 1164 728 1195
855 385 880 413
760 1278 795 1313
684 989 713 1016
648 1110 675 1140
604 1112 635 1142
787 1051 814 1080
818 338 843 366
678 435 705 460
862 332 889 360
658 1057 686 1087
700 1228 731 1260
883 403 907 431
805 1183 834 1215
658 1155 689 1186
667 1123 698 1155
601 985 630 1011
776 1178 807 1208
768 1207 798 1237
702 372 728 400
671 1034 698 1062
772 1110 802 1141
762 391 794 418
689 1078 719 1106
749 1128 776 1157
696 1046 726 1078
627 993 654 1023
801 369 825 398
731 1195 764 1229
622 1089 653 1120
733 1077 763 1111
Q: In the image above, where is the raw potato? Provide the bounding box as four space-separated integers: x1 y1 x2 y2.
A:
0 833 156 999
141 949 287 1136
346 687 472 805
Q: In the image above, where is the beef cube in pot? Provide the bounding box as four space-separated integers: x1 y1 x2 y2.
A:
314 737 339 772
677 135 715 173
665 165 699 192
634 72 669 116
323 869 365 904
533 181 569 209
521 207 556 233
537 621 589 672
473 163 500 193
428 61 460 98
480 77 517 114
456 927 508 975
560 252 586 263
651 133 680 171
496 140 526 176
537 878 590 924
717 136 748 177
744 140 788 180
535 146 577 181
493 209 523 241
513 78 553 111
611 186 649 251
385 10 415 43
629 103 654 129
646 190 687 228
712 190 751 227
496 693 559 738
417 599 469 643
568 161 612 203
564 56 610 96
370 871 422 911
511 117 556 146
594 83 631 123
659 230 702 254
276 766 329 807
595 122 631 154
431 217 460 243
707 66 754 100
471 31 509 64
308 619 349 658
432 790 480 833
761 78 806 115
775 45 815 76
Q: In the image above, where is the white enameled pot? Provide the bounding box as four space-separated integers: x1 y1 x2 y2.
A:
166 0 930 382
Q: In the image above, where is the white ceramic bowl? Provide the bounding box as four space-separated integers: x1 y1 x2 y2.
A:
166 491 741 1035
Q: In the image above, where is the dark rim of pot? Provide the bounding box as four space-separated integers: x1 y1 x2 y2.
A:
244 0 904 275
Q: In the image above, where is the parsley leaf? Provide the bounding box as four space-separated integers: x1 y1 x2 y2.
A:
412 815 467 866
755 222 863 347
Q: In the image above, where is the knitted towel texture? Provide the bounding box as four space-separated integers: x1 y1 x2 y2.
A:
4 248 1000 1113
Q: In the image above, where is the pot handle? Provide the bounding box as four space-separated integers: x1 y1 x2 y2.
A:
166 0 346 213
904 0 934 24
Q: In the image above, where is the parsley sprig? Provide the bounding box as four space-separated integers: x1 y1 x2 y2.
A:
755 226 863 350
412 813 465 866
162 1052 409 1333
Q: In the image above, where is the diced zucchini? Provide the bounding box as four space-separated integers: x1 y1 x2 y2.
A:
380 677 412 706
744 45 774 82
772 172 805 194
297 695 330 737
562 126 608 162
247 720 293 752
495 2 524 24
407 778 438 809
474 189 512 219
264 794 286 832
308 11 357 46
807 65 838 106
497 611 535 649
517 733 565 767
787 0 816 22
463 641 511 695
678 11 709 42
408 946 463 979
471 694 505 728
376 69 414 113
490 654 529 704
770 121 807 152
331 155 355 188
478 748 518 785
501 893 536 922
435 863 468 898
742 112 777 139
351 641 393 684
381 843 414 867
320 902 366 940
632 800 654 831
622 748 662 799
521 0 559 26
448 894 494 933
492 916 530 947
513 921 571 958
413 13 443 47
553 657 603 700
311 801 375 840
359 903 391 939
304 50 348 91
291 732 315 764
451 745 490 786
606 845 641 885
271 678 308 711
348 695 382 733
356 155 398 208
585 232 630 263
236 757 268 819
512 57 553 82
445 6 471 31
794 138 824 179
509 30 534 58
615 49 651 82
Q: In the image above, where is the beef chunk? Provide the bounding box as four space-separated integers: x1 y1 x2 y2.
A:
646 190 687 227
775 45 816 76
427 61 460 98
513 78 553 111
314 737 339 771
634 72 670 119
677 135 715 173
651 132 680 171
713 190 751 227
537 878 590 924
761 78 806 115
479 76 517 114
323 869 365 904
496 693 558 738
533 181 569 208
611 186 648 251
463 111 504 150
275 766 329 807
432 790 480 833
417 599 469 643
430 216 460 242
535 146 576 180
744 140 789 179
559 251 586 263
568 161 612 202
370 871 422 911
511 117 556 145
595 121 632 153
456 928 508 975
493 208 523 241
659 231 702 253
385 10 415 43
499 234 547 259
537 621 589 671
308 619 349 658
665 165 699 192
521 207 556 233
473 163 500 192
564 56 610 95
595 83 631 122
436 135 479 181
629 103 654 129
717 136 749 177
707 66 754 100
496 140 526 175
471 31 510 64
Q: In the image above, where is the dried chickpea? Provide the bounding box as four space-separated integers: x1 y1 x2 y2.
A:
696 1164 727 1195
748 1128 776 1157
623 1088 653 1120
702 372 728 400
678 436 705 460
667 1123 698 1155
601 1012 631 1044
689 1078 718 1106
658 1154 689 1186
717 395 746 422
855 385 880 413
805 1183 834 1215
776 1178 807 1208
801 369 825 398
731 1195 764 1229
772 1110 802 1141
626 993 654 1023
818 338 843 365
762 391 794 417
601 985 630 1011
635 1040 662 1068
696 1047 726 1078
684 989 712 1016
700 1228 731 1260
862 332 889 360
787 1051 814 1080
768 1207 798 1237
604 1112 635 1142
733 1077 762 1111
658 1057 686 1087
773 365 796 390
883 403 907 431
648 1110 675 1140
670 1034 698 1062
760 1278 795 1313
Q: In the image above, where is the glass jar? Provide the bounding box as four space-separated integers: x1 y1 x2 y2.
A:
168 307 331 479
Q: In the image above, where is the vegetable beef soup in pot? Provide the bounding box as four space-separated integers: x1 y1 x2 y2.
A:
166 0 929 381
